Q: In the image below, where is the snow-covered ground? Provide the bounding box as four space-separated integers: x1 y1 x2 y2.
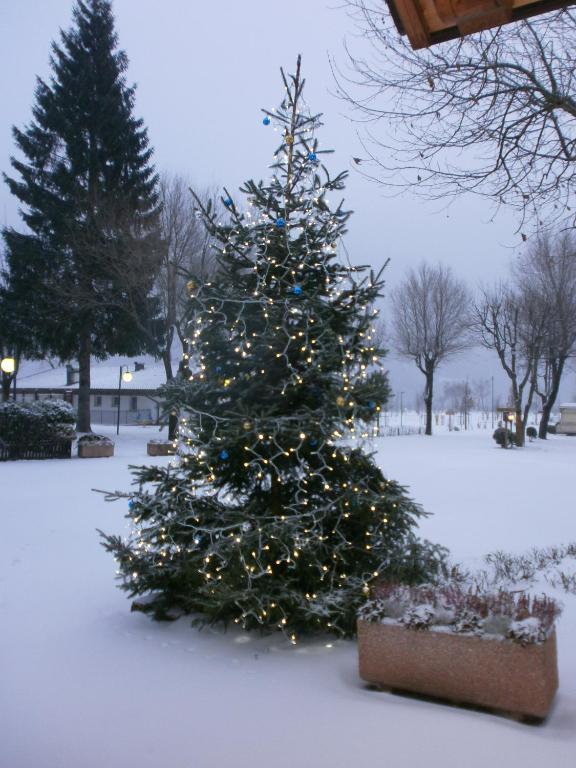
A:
1 425 575 768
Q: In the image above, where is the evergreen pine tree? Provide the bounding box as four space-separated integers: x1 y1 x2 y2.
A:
2 0 160 431
101 58 444 639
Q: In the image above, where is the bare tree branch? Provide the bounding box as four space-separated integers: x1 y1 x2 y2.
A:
334 4 576 228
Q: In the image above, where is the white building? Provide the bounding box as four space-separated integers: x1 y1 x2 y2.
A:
12 355 178 426
556 403 576 436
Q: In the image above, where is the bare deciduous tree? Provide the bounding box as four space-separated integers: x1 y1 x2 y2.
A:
473 283 545 445
442 380 475 428
336 5 576 227
391 262 471 435
514 230 576 437
157 175 218 377
473 378 491 416
155 174 220 438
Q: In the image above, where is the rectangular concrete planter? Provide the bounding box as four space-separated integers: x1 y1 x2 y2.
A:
357 619 558 719
78 442 114 458
147 441 175 456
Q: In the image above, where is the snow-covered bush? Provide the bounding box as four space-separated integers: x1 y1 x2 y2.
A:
0 399 75 444
401 604 435 630
78 433 113 445
452 609 483 635
30 399 75 428
508 617 547 646
359 583 561 645
485 544 576 595
493 427 514 447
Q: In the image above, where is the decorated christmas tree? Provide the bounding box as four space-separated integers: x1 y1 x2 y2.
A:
101 57 445 639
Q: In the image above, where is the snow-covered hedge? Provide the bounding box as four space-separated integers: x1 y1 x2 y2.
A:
358 583 561 646
0 399 76 444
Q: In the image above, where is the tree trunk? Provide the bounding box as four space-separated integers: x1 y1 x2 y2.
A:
161 349 179 439
514 408 525 447
538 359 565 439
1 375 12 402
424 368 434 436
76 331 92 433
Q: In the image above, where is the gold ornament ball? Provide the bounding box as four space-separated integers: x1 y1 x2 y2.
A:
285 135 294 145
336 396 346 407
186 279 197 292
243 421 252 431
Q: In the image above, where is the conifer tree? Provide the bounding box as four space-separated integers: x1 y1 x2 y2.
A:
101 58 444 639
2 0 160 431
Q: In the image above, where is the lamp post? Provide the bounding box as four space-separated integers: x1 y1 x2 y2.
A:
1 356 17 402
400 391 404 428
507 412 515 447
116 365 133 435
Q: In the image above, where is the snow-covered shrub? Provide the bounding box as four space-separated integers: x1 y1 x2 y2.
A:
30 399 75 428
508 617 547 646
401 604 434 630
452 609 483 635
493 427 513 447
485 544 576 595
0 399 75 444
78 433 113 445
360 583 561 644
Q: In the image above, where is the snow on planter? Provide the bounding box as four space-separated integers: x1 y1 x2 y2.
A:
357 584 561 719
77 434 114 458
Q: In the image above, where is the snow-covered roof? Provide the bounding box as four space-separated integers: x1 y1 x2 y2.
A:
15 355 179 391
559 403 576 410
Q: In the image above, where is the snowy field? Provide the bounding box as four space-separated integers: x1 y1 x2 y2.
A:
1 425 575 768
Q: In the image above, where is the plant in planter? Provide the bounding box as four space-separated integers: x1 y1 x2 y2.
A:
357 583 561 719
77 433 114 458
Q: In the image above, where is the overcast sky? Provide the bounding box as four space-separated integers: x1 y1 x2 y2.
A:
1 0 573 406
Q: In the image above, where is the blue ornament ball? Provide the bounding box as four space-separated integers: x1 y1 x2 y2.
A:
308 152 317 162
275 217 285 229
293 285 303 296
215 365 222 373
368 400 376 410
310 439 318 447
224 197 233 207
263 116 271 126
128 500 135 510
219 449 229 461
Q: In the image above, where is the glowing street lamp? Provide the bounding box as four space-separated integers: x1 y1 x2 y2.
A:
117 365 135 434
1 357 16 374
1 356 17 402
